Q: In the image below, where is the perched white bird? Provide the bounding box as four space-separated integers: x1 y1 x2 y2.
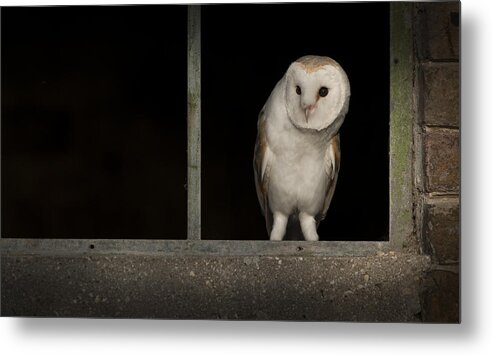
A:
254 55 350 241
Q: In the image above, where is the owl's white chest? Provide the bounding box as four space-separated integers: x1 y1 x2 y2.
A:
266 121 330 216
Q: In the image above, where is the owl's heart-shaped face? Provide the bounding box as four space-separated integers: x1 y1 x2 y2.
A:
284 56 350 131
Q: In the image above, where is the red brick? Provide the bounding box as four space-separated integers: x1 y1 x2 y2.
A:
423 197 459 263
422 270 459 323
416 3 460 61
422 63 459 127
424 128 460 193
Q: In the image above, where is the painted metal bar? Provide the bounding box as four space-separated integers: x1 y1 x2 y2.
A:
389 3 414 249
187 5 201 240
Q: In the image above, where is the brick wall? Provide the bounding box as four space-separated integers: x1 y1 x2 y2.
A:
415 2 460 323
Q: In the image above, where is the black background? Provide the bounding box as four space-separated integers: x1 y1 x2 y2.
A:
2 4 389 240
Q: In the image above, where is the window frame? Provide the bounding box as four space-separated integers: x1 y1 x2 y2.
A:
1 3 414 257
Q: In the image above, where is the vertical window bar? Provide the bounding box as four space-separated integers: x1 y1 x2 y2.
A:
389 2 414 248
187 5 201 240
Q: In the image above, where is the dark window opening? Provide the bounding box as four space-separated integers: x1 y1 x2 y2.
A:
2 4 390 242
201 4 390 241
1 6 188 239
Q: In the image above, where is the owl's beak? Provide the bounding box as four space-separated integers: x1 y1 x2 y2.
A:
304 105 316 122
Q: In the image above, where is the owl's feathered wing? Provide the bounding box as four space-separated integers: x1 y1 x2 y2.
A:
253 109 273 234
317 134 341 224
254 109 342 234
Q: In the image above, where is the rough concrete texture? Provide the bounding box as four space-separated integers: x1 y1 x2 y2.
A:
416 2 459 61
421 269 459 323
424 128 460 193
423 197 459 264
2 253 430 321
422 63 459 127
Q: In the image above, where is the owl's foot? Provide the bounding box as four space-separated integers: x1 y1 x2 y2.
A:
299 212 319 241
270 212 288 241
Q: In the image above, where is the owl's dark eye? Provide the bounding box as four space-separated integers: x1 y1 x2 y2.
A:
295 86 301 95
319 87 329 97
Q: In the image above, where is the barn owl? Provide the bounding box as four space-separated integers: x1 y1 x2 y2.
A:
254 55 350 241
